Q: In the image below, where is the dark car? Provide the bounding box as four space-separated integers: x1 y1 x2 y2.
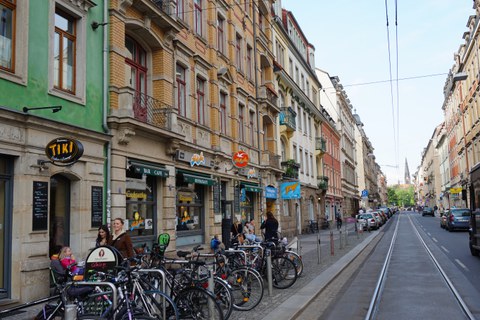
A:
469 209 480 256
446 208 471 231
422 207 434 216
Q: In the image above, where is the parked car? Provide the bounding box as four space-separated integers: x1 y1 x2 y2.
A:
440 209 449 229
371 211 384 226
446 208 471 231
422 207 434 217
357 213 378 230
469 209 480 256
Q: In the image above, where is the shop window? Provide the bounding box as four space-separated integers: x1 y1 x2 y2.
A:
126 170 156 237
176 185 204 232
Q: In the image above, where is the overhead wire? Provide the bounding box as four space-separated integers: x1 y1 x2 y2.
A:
394 0 401 182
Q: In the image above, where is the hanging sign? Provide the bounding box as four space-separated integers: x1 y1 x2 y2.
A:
45 137 84 166
281 181 301 199
232 151 249 168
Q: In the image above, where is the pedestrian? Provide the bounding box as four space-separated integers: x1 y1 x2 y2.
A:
109 217 135 259
95 224 111 247
336 215 342 230
260 211 279 241
231 218 244 244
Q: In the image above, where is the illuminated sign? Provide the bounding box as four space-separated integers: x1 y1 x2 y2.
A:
45 137 84 165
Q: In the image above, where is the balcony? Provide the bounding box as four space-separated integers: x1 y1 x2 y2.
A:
279 107 296 132
281 159 300 180
261 151 281 170
315 137 326 154
132 0 180 31
317 176 329 190
132 91 173 130
258 85 279 110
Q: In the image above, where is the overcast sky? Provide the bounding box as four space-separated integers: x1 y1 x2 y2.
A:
282 0 474 185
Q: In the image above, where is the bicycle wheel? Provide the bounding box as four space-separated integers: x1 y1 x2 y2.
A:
228 267 264 311
174 286 224 320
271 256 297 289
76 289 114 318
284 251 303 277
136 289 179 319
213 277 233 319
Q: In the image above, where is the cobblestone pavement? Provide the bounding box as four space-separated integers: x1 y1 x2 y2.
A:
0 222 374 320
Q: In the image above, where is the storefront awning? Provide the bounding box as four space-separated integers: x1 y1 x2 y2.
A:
129 160 169 178
182 173 216 186
241 184 263 193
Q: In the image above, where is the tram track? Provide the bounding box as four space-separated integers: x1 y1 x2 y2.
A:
365 214 476 320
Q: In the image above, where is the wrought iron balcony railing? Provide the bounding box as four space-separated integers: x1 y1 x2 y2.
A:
317 175 329 190
315 137 327 153
279 107 296 131
281 159 300 180
133 91 173 130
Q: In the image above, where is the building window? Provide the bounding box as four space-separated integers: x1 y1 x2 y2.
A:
125 36 147 94
0 0 15 72
239 104 245 142
246 45 252 80
176 0 184 20
249 110 255 146
217 15 225 54
259 12 264 32
176 64 187 117
276 41 285 66
194 0 202 35
220 92 227 135
54 9 76 93
196 77 205 125
236 34 242 71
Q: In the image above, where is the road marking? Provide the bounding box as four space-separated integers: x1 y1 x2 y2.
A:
427 232 431 236
432 237 438 242
441 246 449 253
455 259 469 271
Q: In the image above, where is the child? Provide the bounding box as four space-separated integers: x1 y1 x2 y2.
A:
210 234 223 253
59 246 83 275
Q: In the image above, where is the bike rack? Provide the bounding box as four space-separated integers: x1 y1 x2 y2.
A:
137 269 167 320
73 281 117 320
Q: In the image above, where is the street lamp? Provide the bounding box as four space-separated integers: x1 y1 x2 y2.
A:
23 106 62 113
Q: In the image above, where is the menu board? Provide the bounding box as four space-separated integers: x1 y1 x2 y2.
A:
234 185 240 214
91 186 103 228
32 181 48 231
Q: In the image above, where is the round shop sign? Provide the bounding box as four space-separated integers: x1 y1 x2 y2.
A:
232 151 249 168
45 137 84 165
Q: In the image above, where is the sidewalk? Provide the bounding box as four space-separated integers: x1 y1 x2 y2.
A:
230 222 380 320
0 223 379 320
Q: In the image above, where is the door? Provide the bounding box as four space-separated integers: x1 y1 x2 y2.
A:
49 174 71 257
0 156 12 299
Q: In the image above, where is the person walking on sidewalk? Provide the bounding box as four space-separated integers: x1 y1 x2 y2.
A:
336 215 342 230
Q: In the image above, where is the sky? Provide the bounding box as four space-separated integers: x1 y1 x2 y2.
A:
282 0 475 185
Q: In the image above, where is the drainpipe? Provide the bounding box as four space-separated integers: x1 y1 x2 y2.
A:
102 0 112 226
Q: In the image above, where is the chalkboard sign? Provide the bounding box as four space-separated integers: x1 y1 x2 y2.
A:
213 181 221 214
91 186 103 228
234 186 240 214
32 181 48 231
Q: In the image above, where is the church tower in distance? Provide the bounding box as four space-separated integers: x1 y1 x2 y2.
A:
404 158 411 184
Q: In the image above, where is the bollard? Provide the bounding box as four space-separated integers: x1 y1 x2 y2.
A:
208 264 215 315
266 249 273 296
339 230 343 249
330 230 334 256
317 233 321 264
64 304 77 320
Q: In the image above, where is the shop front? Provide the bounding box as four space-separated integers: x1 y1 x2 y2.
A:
175 169 215 247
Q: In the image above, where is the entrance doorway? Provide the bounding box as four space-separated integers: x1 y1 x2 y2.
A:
49 174 71 257
0 156 13 299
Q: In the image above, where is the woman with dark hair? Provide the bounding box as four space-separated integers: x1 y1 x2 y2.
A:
109 218 135 259
95 224 111 247
260 211 279 240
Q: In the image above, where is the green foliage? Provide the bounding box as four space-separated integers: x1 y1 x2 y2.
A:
387 185 415 207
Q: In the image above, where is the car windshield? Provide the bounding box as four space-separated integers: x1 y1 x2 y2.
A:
451 209 470 217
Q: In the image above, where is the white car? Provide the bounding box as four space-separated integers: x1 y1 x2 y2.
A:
357 213 378 230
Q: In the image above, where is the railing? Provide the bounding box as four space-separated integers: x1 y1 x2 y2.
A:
261 151 281 169
150 0 174 15
133 91 173 130
317 175 329 190
258 85 278 106
279 107 296 131
315 137 326 152
281 160 300 179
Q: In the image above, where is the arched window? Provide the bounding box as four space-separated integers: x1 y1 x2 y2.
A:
125 36 147 121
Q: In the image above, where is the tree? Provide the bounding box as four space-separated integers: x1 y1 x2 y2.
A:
387 185 414 207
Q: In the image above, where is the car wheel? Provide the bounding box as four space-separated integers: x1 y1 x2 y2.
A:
448 226 453 232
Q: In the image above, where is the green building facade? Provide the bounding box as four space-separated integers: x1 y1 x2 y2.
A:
0 0 109 302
